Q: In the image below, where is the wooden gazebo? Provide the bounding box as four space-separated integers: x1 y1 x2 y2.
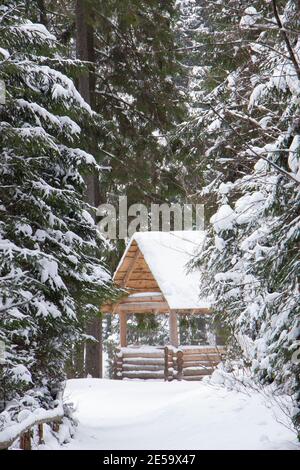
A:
102 231 225 380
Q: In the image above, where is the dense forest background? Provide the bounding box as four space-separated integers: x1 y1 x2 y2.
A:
0 0 299 439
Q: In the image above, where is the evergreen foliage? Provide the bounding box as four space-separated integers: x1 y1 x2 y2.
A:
177 0 300 435
0 0 110 420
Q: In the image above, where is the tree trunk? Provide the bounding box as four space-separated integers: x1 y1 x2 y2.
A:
75 0 102 378
86 315 103 378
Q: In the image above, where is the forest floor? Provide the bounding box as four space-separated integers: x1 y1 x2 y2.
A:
38 377 299 450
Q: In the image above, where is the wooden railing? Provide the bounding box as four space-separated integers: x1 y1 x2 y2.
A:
0 403 64 450
174 346 226 381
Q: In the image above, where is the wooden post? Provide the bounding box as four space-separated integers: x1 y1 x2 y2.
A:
38 423 44 445
164 346 169 381
169 311 179 347
176 350 183 381
20 430 31 450
52 421 60 433
119 311 127 347
20 433 24 450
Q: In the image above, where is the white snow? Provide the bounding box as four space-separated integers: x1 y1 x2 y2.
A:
0 47 10 59
19 21 56 41
235 191 265 225
115 231 210 310
240 7 261 29
214 235 226 252
248 83 267 110
38 378 298 450
288 135 300 174
120 345 164 354
11 364 32 384
152 129 168 147
207 118 221 133
210 205 235 233
39 258 65 289
218 181 233 195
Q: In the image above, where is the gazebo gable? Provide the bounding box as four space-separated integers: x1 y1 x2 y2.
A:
113 240 161 293
113 231 210 311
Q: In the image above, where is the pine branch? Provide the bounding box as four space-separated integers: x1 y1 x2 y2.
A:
0 294 39 314
208 103 300 185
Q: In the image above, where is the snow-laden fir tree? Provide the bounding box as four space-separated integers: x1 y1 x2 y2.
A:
0 0 112 428
40 0 186 208
176 0 300 436
174 0 271 215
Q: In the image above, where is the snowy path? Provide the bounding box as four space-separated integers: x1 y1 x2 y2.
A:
45 379 297 450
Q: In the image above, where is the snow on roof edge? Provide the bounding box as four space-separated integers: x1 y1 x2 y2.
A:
113 231 210 310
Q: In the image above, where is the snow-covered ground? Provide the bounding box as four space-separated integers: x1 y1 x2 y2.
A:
40 378 299 450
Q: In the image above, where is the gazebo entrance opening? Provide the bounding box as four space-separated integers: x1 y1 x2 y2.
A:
115 293 211 349
123 312 210 348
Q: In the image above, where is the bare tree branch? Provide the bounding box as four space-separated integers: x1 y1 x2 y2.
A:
272 0 300 81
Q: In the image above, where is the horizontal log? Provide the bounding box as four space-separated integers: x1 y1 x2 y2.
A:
123 364 164 372
182 347 225 354
121 352 164 358
183 355 222 361
124 268 149 275
118 301 169 312
182 353 223 361
126 273 157 281
123 358 165 365
123 360 173 367
126 282 160 290
122 371 165 379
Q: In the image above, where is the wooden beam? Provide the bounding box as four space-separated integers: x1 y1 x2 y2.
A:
169 311 179 347
102 302 211 315
119 312 127 347
119 301 169 312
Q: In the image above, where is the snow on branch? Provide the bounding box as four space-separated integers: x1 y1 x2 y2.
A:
0 403 64 450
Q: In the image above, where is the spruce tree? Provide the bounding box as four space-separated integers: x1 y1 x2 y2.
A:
38 0 187 208
181 0 300 436
0 0 110 424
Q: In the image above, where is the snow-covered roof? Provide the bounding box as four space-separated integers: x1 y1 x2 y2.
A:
114 231 210 310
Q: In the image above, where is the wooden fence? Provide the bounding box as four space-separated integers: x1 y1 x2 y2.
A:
0 404 64 450
114 345 225 381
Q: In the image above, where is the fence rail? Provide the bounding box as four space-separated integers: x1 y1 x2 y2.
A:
0 404 64 450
